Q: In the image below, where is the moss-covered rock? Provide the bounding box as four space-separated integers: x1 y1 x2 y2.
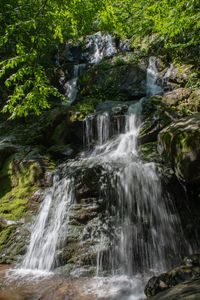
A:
158 113 200 183
149 278 200 300
145 263 200 298
163 88 192 106
78 58 147 102
0 154 45 221
138 142 159 162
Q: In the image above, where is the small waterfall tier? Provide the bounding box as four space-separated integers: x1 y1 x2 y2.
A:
13 175 75 276
83 100 189 276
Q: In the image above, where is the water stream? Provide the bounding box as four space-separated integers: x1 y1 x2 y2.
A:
11 176 75 277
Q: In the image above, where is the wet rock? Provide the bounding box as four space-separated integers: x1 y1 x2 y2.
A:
48 144 74 159
78 62 147 102
69 204 99 225
138 142 159 163
163 88 192 106
74 165 105 200
149 278 200 300
184 254 200 267
158 113 200 183
0 217 18 229
145 264 200 298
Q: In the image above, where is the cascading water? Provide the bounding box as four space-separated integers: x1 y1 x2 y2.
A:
85 100 187 274
82 99 190 299
85 32 117 64
146 56 163 96
64 64 86 103
12 175 75 276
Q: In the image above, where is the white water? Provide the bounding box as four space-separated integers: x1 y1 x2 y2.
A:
86 32 117 64
85 100 183 273
162 63 173 85
64 64 86 103
12 175 74 276
146 56 163 96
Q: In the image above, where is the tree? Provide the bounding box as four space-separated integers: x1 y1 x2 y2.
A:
0 0 199 118
0 0 105 118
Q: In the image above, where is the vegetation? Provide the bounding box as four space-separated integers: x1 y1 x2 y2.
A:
0 0 199 118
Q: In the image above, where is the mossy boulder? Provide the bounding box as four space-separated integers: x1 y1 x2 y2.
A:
158 113 200 183
145 258 200 298
0 151 55 221
163 88 192 106
149 278 200 300
167 64 194 86
78 59 147 102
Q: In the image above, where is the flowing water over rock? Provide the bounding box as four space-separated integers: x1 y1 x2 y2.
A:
85 32 117 64
146 57 163 96
11 176 75 277
83 100 188 278
6 58 192 299
63 64 86 103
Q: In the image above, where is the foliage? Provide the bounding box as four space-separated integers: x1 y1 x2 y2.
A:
0 0 199 118
99 0 200 53
0 0 105 118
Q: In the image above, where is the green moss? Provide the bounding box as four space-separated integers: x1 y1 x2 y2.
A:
0 157 42 221
0 226 16 251
139 142 158 162
71 98 100 121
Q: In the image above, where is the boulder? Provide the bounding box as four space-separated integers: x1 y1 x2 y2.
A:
158 113 200 183
166 64 193 86
78 61 147 101
163 88 192 106
149 279 200 300
145 259 200 298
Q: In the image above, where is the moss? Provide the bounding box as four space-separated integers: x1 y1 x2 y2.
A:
0 226 16 252
0 157 43 221
139 142 159 162
70 98 100 121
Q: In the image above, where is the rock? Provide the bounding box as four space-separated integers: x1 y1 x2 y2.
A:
158 113 200 183
184 254 200 267
138 142 159 162
78 61 147 102
48 144 74 159
166 64 193 86
0 217 18 229
149 278 200 300
119 65 147 99
163 88 192 106
145 264 200 298
0 142 18 168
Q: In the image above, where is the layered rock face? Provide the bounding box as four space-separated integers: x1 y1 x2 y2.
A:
159 114 200 183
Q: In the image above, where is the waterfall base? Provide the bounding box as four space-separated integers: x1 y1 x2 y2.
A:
2 265 147 300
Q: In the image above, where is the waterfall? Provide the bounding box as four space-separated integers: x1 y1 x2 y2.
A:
84 100 186 277
9 50 192 298
162 63 173 89
82 99 189 299
146 56 163 96
14 175 74 276
64 64 86 103
85 32 117 64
